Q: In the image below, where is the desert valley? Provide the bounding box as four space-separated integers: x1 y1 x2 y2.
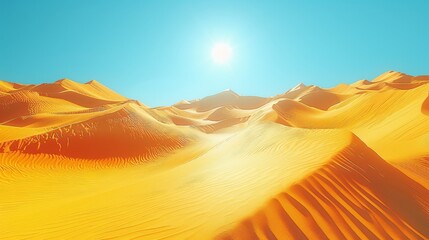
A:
0 70 428 239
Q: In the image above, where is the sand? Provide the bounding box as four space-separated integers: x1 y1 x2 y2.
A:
0 71 428 239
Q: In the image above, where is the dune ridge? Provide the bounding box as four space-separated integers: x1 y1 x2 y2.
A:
0 71 428 239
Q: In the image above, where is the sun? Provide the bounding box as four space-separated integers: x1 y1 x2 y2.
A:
211 42 233 65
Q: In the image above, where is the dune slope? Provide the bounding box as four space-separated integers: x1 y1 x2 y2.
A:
218 135 429 240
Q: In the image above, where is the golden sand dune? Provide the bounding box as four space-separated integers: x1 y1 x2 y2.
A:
219 135 429 239
0 71 428 239
0 80 200 161
0 103 192 159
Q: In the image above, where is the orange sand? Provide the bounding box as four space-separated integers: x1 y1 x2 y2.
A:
0 71 428 239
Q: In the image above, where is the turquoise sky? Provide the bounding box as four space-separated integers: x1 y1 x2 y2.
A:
1 1 428 107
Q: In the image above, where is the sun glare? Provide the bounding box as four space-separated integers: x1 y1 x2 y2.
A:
211 42 233 65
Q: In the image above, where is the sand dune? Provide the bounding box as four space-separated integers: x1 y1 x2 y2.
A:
0 103 193 159
31 79 127 105
218 135 429 239
0 71 428 239
0 80 200 160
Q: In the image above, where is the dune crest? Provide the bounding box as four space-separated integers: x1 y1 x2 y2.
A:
0 71 428 239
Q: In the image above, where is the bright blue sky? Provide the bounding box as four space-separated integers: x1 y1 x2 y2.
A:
1 1 428 107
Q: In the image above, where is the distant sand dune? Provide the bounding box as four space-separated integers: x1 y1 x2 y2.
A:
174 90 269 112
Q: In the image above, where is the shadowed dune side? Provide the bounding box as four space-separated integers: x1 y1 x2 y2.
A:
395 156 429 190
422 93 429 115
218 135 429 240
0 103 194 159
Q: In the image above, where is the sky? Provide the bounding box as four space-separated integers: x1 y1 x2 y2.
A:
1 0 428 107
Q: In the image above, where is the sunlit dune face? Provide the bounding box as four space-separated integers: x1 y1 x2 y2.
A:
211 42 233 64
